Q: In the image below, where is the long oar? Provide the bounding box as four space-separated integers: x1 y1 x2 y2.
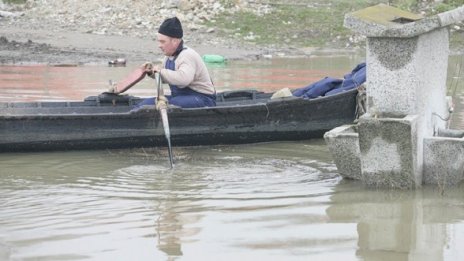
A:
156 73 174 168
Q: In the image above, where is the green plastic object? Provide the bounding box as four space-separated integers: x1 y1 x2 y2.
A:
202 54 225 63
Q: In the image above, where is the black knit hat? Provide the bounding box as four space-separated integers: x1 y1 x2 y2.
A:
158 17 183 38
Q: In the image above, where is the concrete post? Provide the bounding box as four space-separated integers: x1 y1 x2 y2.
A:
325 4 464 188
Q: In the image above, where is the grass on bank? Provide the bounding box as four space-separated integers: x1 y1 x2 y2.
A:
209 0 464 49
3 0 27 4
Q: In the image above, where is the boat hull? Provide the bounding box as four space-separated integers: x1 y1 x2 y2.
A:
0 89 357 152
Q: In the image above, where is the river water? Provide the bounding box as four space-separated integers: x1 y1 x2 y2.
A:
1 55 464 261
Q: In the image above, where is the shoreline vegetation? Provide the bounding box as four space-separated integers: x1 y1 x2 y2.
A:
0 0 463 64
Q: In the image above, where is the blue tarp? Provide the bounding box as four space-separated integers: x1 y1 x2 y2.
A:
293 62 366 99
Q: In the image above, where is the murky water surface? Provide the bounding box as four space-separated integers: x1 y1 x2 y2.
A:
1 55 464 260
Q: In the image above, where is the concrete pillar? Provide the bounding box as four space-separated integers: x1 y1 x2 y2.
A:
358 115 420 188
324 125 361 180
325 4 464 188
326 4 464 188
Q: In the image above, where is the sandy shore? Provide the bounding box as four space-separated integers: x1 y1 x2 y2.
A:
0 20 308 65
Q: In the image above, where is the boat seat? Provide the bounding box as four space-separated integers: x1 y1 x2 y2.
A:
87 92 141 106
217 89 260 102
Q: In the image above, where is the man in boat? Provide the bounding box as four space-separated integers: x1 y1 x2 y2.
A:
116 17 216 108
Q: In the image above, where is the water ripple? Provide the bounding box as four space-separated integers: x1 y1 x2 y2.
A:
0 141 341 260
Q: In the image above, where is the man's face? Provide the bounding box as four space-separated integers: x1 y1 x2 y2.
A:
157 33 180 56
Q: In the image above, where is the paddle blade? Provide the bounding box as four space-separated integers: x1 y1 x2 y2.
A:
160 109 171 139
160 108 174 168
167 138 174 169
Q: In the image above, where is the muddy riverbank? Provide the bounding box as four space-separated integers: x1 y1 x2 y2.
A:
0 23 294 65
0 0 310 65
0 0 462 65
0 0 361 65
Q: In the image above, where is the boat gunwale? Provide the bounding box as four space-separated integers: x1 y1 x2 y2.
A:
0 88 358 119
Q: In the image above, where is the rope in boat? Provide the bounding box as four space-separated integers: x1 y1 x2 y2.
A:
432 55 462 132
445 55 463 128
355 84 367 121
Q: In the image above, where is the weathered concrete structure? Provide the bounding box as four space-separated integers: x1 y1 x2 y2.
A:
325 4 464 189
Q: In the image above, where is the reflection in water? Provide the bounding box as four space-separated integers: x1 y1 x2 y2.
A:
327 181 464 261
1 143 463 260
1 55 464 260
0 141 345 260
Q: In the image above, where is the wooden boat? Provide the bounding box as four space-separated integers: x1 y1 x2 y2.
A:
0 89 358 152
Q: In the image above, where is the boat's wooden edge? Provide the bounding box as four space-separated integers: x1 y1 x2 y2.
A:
0 88 358 118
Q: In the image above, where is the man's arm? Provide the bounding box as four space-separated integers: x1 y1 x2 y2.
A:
159 51 197 87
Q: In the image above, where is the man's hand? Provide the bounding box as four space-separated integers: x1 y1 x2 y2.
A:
141 62 154 75
141 62 161 79
156 95 169 110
